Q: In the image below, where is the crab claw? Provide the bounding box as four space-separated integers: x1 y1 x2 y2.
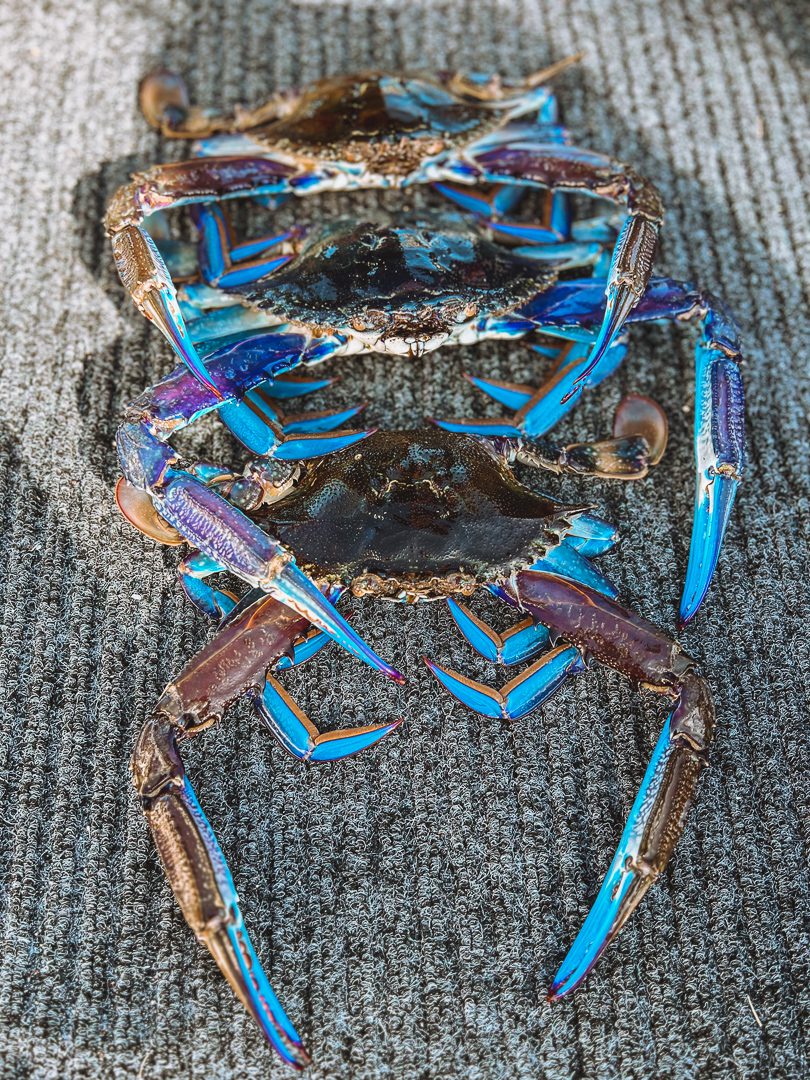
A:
132 715 311 1070
679 350 744 626
680 473 738 627
205 894 310 1068
549 673 712 1000
270 562 404 685
562 216 660 402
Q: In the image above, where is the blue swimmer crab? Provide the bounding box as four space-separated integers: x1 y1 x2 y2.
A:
109 66 745 1070
129 428 711 1070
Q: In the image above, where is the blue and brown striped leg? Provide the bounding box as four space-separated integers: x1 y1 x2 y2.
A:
192 203 300 288
436 330 629 440
427 511 622 718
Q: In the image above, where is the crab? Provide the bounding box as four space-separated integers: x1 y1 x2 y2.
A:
108 66 747 1069
132 426 714 1069
107 64 744 625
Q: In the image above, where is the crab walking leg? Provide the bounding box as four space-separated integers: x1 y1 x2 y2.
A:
178 551 238 620
503 571 714 999
467 141 664 379
117 337 401 683
435 428 653 480
131 595 313 1068
192 204 299 288
104 157 297 391
459 334 629 438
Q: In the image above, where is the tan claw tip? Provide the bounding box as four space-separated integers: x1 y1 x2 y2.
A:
138 68 190 131
115 477 184 545
613 393 669 465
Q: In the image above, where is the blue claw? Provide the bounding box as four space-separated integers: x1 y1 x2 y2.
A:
271 563 404 684
255 675 401 761
680 471 738 627
275 628 331 671
679 348 745 626
177 779 309 1068
531 545 619 599
424 646 585 721
447 598 550 666
548 713 675 1002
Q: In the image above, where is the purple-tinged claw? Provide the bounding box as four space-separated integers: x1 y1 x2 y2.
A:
154 472 402 683
680 349 745 625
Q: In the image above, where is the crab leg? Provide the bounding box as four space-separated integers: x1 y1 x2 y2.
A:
530 277 744 622
131 595 312 1068
104 157 297 391
117 336 401 683
466 141 664 379
503 570 715 999
449 333 630 438
193 204 298 288
425 645 586 721
435 425 653 481
178 551 238 621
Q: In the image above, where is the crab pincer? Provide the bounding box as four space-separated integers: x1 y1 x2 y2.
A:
131 595 314 1068
504 571 714 998
132 590 401 1068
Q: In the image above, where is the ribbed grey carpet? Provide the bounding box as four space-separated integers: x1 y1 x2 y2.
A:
1 1 808 1077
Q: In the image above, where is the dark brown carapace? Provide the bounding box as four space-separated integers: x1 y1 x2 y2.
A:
253 428 584 598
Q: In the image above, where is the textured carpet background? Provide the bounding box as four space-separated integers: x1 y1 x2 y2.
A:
0 1 808 1077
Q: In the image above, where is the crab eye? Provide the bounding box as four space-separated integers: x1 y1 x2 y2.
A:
351 318 367 332
463 303 478 319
